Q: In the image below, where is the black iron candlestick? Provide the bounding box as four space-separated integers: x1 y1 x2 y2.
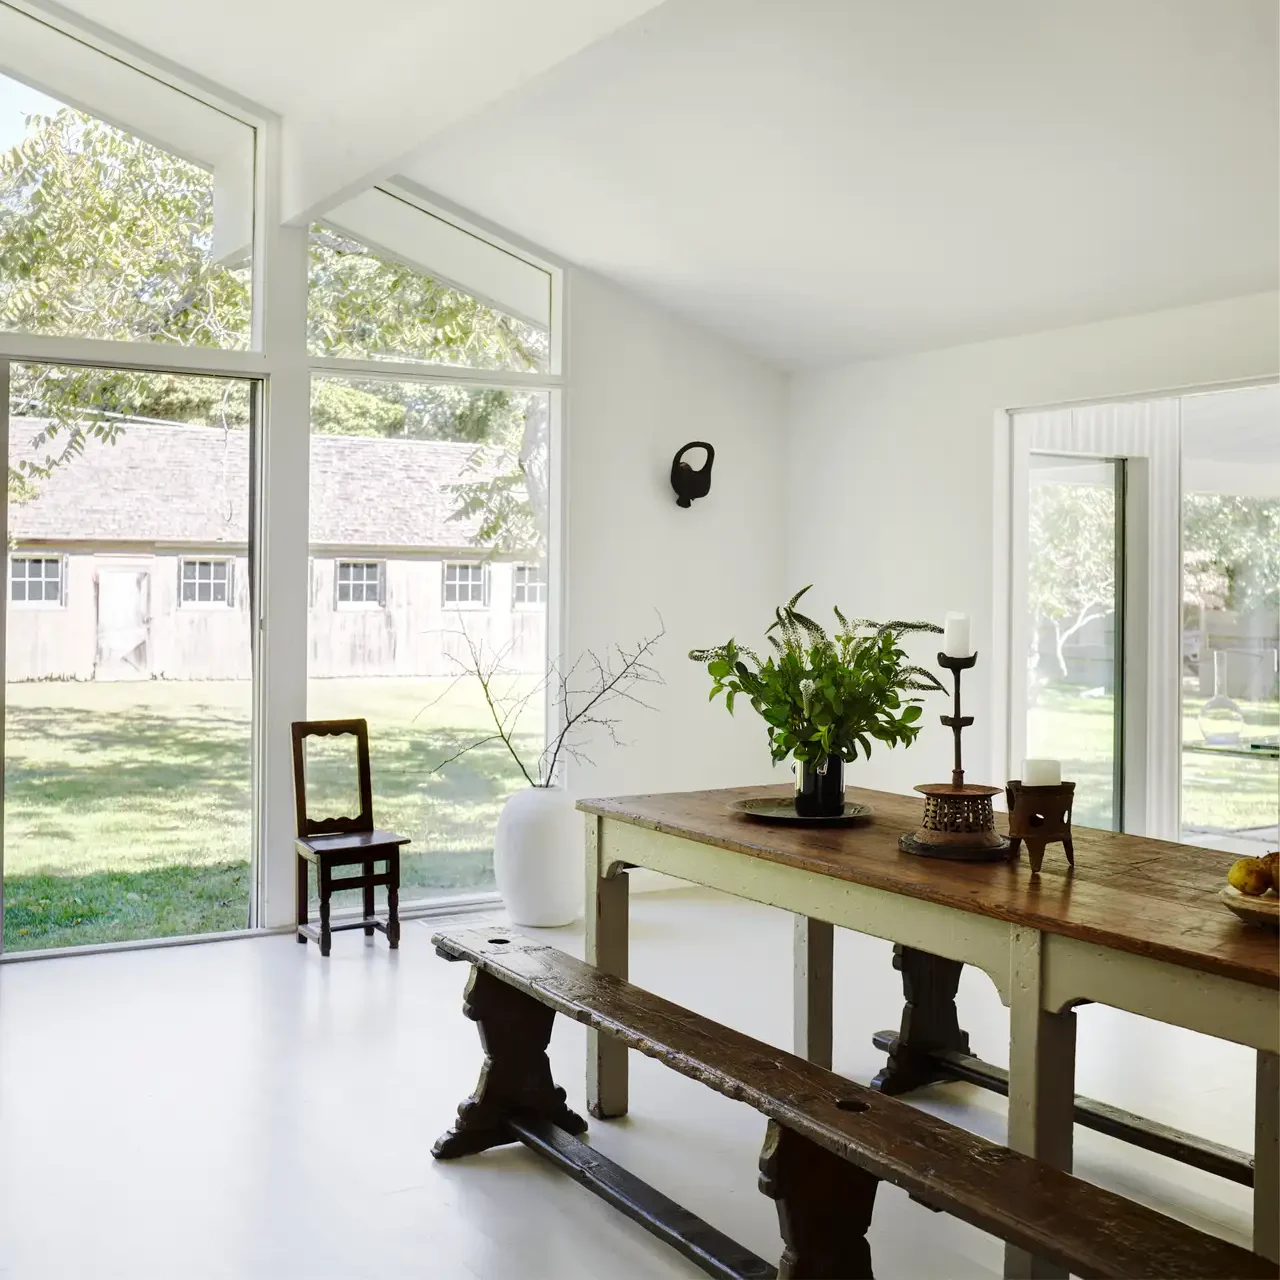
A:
899 651 1012 862
938 651 976 787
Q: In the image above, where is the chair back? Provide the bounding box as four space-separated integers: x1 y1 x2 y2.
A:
291 719 374 838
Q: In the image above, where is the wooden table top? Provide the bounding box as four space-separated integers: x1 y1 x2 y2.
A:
580 785 1280 990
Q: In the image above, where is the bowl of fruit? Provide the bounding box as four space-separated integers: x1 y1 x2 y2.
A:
1220 851 1280 929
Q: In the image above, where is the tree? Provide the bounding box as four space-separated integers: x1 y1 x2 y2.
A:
1027 481 1116 680
1182 493 1280 619
0 106 547 554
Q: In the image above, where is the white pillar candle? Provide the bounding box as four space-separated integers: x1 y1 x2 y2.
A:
1023 759 1062 787
943 612 971 657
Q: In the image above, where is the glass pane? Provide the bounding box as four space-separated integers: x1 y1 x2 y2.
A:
0 70 252 349
307 376 548 908
5 363 254 951
1180 385 1280 854
307 225 548 373
1025 456 1121 830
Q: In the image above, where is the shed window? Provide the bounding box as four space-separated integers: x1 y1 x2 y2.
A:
513 563 546 607
336 560 384 607
180 558 232 606
10 556 63 606
444 562 488 607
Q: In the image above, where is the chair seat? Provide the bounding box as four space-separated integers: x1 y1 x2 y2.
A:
296 830 410 862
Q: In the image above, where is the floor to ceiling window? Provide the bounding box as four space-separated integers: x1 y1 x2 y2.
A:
3 365 256 950
0 6 261 951
304 194 555 908
1010 385 1279 849
0 8 562 950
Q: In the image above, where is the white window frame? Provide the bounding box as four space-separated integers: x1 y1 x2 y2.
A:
512 562 547 608
334 559 385 609
0 16 566 953
8 554 66 609
443 560 490 609
178 556 234 609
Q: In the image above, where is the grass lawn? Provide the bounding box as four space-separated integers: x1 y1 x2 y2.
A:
3 676 541 952
1027 685 1279 840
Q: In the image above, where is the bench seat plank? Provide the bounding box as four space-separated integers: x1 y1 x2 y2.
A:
434 928 1275 1280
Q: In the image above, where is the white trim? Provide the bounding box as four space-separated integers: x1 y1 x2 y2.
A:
309 354 562 390
0 330 267 378
0 359 7 952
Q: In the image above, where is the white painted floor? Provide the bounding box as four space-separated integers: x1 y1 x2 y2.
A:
0 888 1257 1279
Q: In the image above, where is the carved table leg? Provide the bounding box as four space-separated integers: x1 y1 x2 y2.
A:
433 966 587 1160
871 944 971 1095
759 1120 878 1279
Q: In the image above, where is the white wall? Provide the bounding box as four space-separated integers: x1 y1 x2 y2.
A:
562 269 789 808
785 291 1280 797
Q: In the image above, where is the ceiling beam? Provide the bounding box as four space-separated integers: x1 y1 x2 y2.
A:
280 0 665 228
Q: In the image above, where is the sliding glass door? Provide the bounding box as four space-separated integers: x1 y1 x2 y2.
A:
2 362 257 951
1024 456 1124 831
1179 385 1280 853
1011 385 1279 848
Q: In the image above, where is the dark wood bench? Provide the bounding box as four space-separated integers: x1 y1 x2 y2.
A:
431 928 1276 1280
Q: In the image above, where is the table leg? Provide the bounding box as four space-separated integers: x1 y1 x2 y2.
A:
871 944 972 1095
586 814 629 1118
793 916 834 1069
1005 927 1075 1280
1256 1050 1279 1262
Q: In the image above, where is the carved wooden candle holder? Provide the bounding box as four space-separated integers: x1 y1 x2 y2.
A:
1004 779 1076 874
899 652 1012 862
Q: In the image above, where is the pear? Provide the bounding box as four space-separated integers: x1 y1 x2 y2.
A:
1228 857 1273 897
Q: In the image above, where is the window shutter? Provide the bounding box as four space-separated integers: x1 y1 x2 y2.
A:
378 561 387 608
61 555 69 607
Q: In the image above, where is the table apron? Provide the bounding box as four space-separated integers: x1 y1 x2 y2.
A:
599 819 1278 1050
599 820 1013 1004
1042 933 1279 1053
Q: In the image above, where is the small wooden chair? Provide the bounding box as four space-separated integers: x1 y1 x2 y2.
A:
291 718 409 956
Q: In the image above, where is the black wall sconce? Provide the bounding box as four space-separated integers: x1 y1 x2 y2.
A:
670 442 714 508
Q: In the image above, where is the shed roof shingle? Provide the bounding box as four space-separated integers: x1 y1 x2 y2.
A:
9 420 514 549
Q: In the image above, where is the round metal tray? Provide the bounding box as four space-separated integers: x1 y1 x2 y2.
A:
727 796 873 826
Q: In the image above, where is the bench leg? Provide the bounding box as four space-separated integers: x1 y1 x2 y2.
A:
871 944 971 1095
793 916 833 1069
433 966 587 1160
586 814 629 1119
362 859 374 936
759 1120 878 1279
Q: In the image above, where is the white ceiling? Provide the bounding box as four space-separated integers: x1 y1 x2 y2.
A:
38 0 664 223
402 0 1280 368
30 0 1280 369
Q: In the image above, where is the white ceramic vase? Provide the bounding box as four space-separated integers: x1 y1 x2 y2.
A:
493 785 581 927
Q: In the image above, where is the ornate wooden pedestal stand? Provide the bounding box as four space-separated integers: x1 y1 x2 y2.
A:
898 652 1011 862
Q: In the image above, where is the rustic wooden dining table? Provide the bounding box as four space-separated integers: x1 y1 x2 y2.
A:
578 784 1280 1279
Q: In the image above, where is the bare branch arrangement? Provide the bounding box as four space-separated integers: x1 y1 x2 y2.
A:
428 619 666 787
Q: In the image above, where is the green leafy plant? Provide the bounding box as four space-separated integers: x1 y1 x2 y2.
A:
690 587 946 770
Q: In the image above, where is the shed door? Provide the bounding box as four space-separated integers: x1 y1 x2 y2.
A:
95 568 151 680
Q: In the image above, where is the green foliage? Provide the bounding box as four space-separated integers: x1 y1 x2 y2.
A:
690 587 945 769
0 106 548 555
1183 493 1280 617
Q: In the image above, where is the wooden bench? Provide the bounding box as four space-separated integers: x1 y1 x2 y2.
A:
431 928 1276 1280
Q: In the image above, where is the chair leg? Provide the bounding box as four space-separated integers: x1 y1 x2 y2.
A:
296 854 308 944
387 850 400 949
318 863 332 957
363 859 375 936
